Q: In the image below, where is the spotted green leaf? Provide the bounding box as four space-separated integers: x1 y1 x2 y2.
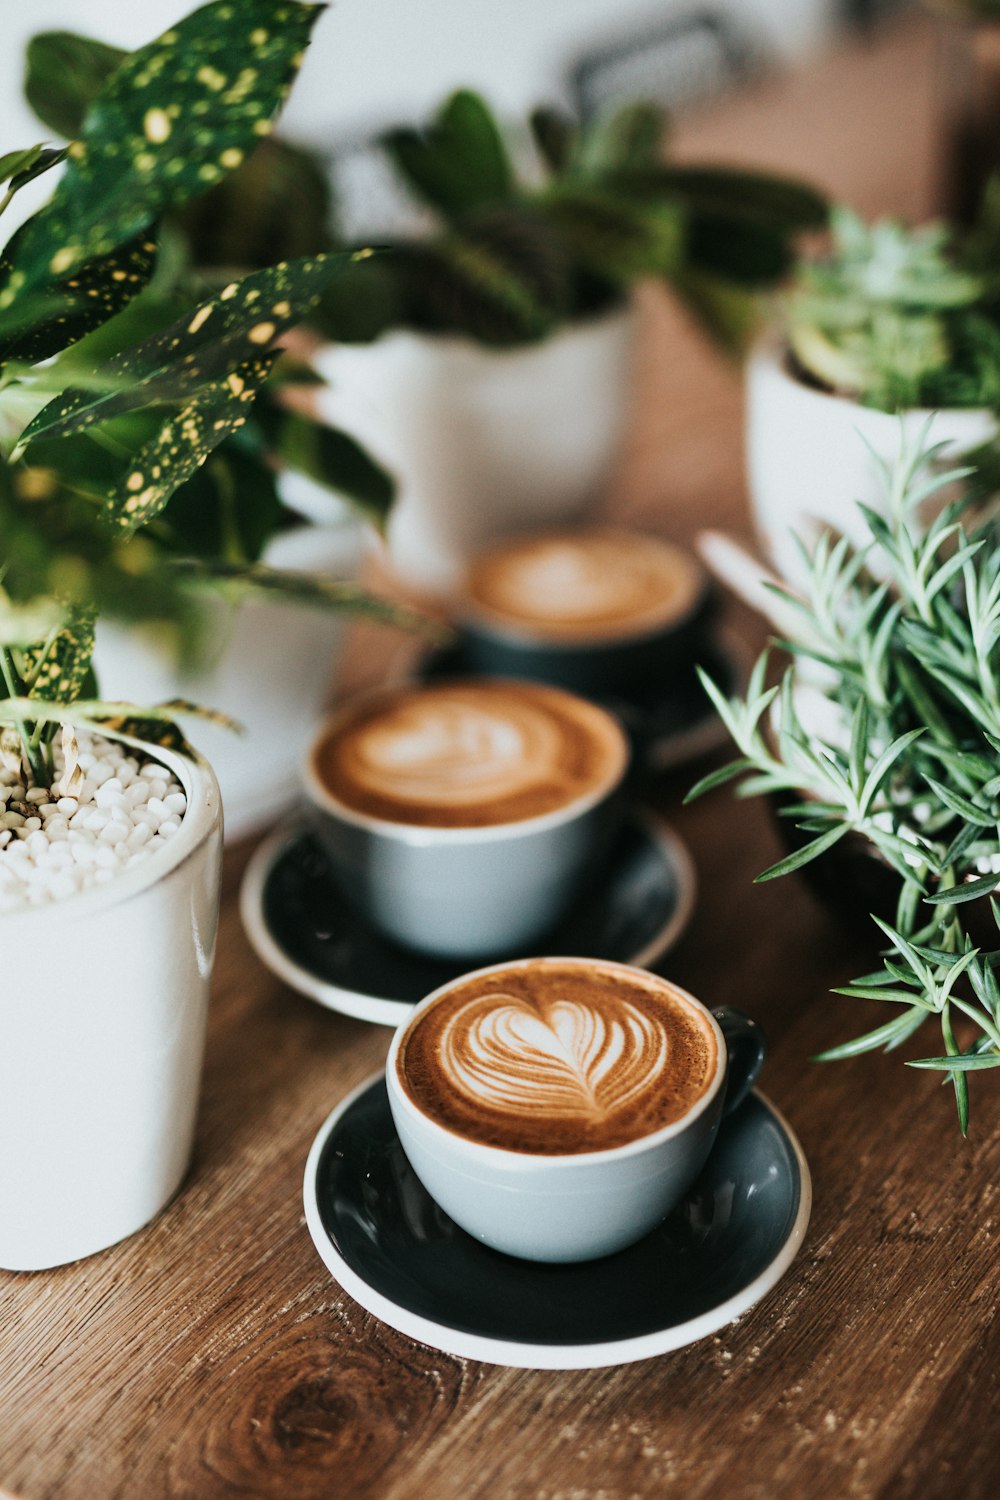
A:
1 2 323 317
104 352 279 536
22 603 96 704
0 233 157 366
16 253 350 450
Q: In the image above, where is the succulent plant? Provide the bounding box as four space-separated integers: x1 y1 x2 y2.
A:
0 0 427 790
785 199 1000 410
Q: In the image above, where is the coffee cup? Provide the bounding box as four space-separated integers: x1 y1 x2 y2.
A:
386 957 766 1262
454 527 714 697
303 680 631 959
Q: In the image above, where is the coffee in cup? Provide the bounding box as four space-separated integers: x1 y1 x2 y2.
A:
386 957 765 1261
303 681 630 959
456 528 712 695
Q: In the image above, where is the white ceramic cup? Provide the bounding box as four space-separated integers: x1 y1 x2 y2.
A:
302 685 631 960
386 958 766 1262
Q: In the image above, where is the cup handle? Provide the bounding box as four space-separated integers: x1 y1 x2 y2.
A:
713 1007 767 1117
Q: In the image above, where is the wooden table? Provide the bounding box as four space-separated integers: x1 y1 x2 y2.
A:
2 16 997 1499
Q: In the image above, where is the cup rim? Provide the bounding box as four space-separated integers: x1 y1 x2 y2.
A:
385 956 728 1165
454 528 709 653
302 679 631 843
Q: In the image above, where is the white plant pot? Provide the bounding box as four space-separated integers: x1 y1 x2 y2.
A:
0 749 222 1271
95 511 365 842
746 337 996 585
312 303 637 593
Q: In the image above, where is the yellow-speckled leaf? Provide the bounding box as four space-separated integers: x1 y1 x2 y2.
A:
0 233 157 365
104 352 278 535
22 603 96 704
0 2 323 318
16 253 349 450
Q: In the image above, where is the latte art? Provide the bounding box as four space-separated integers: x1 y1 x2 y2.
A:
312 681 628 828
464 529 706 644
439 992 671 1125
398 960 719 1153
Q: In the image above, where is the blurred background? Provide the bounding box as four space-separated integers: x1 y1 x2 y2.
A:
0 1 911 155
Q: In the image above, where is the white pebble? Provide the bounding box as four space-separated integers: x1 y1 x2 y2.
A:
0 733 189 912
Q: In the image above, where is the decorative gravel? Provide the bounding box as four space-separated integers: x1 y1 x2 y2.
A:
0 732 187 914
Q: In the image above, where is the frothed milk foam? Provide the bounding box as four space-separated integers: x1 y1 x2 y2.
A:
397 960 719 1153
464 529 704 643
311 680 628 828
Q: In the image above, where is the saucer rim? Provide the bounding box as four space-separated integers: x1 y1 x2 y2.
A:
240 809 697 1029
301 1072 813 1371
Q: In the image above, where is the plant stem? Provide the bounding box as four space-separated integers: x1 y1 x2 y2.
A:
0 647 46 786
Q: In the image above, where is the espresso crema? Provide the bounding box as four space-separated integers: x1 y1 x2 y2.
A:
463 529 705 644
311 680 628 828
397 960 719 1153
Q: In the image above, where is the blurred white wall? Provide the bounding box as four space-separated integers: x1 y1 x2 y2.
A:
0 0 842 153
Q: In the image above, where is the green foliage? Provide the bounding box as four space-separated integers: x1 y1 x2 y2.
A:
689 430 1000 1128
310 89 827 351
786 201 1000 409
0 2 413 788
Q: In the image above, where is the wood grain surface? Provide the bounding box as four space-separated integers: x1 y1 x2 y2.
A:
2 15 998 1500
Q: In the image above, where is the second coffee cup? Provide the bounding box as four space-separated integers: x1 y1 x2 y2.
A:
303 678 630 959
455 527 713 696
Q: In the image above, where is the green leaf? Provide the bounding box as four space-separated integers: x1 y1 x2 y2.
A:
543 187 683 282
529 107 578 174
169 558 451 641
16 253 349 450
924 873 1000 905
906 1053 1000 1071
814 1005 927 1060
255 399 394 534
24 32 128 139
684 212 794 286
3 1 324 313
102 351 279 536
0 232 158 366
382 90 513 217
0 145 67 196
684 757 753 802
615 165 828 230
753 821 850 882
575 101 666 177
21 603 96 704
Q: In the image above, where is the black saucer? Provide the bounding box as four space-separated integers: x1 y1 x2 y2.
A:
241 810 696 1028
303 1075 811 1370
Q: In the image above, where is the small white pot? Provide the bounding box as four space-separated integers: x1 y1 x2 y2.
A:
312 303 637 593
96 511 365 842
0 749 222 1271
746 337 996 584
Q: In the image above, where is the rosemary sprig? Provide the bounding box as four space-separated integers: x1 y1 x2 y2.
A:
690 427 1000 1130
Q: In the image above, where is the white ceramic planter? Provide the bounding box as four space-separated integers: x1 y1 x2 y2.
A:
746 337 996 585
95 510 365 842
312 303 637 593
0 748 222 1271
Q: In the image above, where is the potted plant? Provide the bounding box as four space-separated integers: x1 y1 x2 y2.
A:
298 89 827 590
692 430 1000 1133
747 201 999 583
21 26 403 838
0 0 428 1271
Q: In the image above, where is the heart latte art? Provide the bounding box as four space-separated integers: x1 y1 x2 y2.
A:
312 680 628 828
398 961 719 1153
